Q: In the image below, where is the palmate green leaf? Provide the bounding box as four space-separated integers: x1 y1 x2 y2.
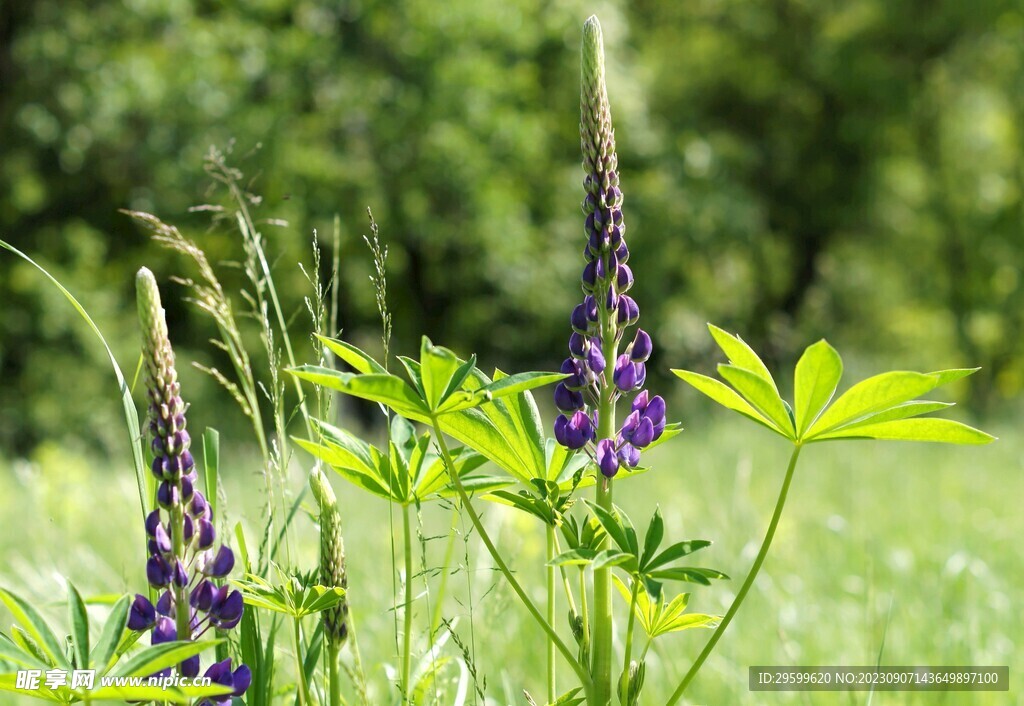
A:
648 567 729 586
671 370 784 436
707 324 778 391
644 540 713 572
812 418 994 444
110 639 221 677
0 633 47 671
316 334 388 374
65 583 89 670
0 588 69 670
831 400 953 430
0 673 60 701
233 575 346 619
806 371 941 437
298 586 347 615
718 364 794 438
592 549 637 571
640 507 664 569
289 366 429 418
421 336 464 409
549 548 600 567
793 339 843 436
486 490 555 525
10 627 50 668
587 502 636 556
89 594 129 672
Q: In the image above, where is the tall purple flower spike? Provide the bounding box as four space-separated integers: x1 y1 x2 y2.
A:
552 19 666 477
133 268 249 695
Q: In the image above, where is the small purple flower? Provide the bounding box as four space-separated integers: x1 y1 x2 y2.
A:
554 383 585 413
204 546 235 578
595 439 620 478
128 594 156 631
554 411 597 450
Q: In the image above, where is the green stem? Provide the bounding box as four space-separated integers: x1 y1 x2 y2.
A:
328 642 342 706
619 579 639 705
170 493 189 642
429 416 593 699
431 505 460 635
579 567 590 662
401 504 415 703
665 445 803 705
592 329 618 705
344 607 370 706
546 524 558 704
293 617 312 706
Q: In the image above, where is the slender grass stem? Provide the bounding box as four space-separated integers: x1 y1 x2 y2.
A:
665 444 803 705
579 567 590 662
428 415 593 699
618 579 639 704
401 504 415 703
293 617 312 706
554 534 578 616
546 524 558 703
431 505 460 635
344 606 370 705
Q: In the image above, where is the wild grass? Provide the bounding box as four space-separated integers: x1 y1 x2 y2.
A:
1 409 1017 704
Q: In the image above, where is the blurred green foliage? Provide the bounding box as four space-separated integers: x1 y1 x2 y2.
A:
1 0 1021 455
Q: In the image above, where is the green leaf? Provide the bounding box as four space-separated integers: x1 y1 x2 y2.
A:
316 335 388 374
111 639 221 677
202 428 220 520
0 673 60 701
671 370 783 435
812 418 995 444
793 339 843 437
90 594 129 672
807 371 947 437
592 549 636 571
290 366 429 418
9 627 49 667
0 588 69 670
828 400 953 430
478 371 568 402
587 503 633 556
0 634 47 671
648 567 729 585
718 364 794 437
549 548 599 567
645 540 713 572
420 336 463 409
928 368 980 386
640 507 664 570
66 582 89 669
708 324 778 390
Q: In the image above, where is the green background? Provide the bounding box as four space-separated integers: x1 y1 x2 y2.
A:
0 0 1020 703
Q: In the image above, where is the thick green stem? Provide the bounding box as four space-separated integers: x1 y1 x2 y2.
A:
618 579 639 704
429 416 593 699
591 329 618 705
666 445 803 705
328 642 342 706
293 617 312 706
401 504 414 703
170 495 189 642
546 524 558 703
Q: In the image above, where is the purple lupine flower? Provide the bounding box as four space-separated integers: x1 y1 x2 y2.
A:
133 268 248 695
552 17 666 478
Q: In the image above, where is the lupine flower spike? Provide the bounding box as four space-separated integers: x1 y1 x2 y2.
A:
133 267 250 702
553 17 666 478
310 467 349 648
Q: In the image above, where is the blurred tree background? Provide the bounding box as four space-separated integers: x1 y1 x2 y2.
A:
1 0 1021 457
